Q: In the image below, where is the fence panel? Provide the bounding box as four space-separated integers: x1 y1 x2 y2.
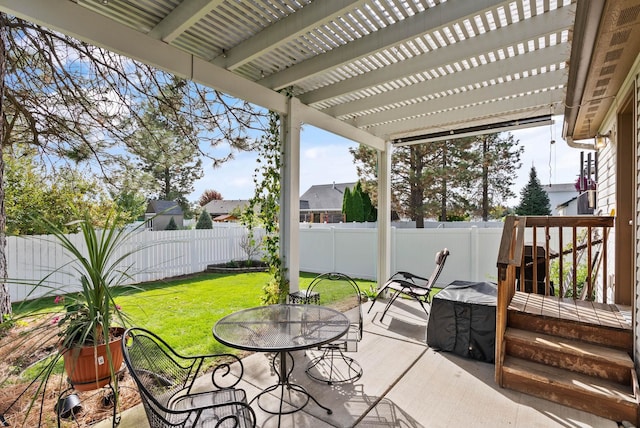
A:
9 224 503 302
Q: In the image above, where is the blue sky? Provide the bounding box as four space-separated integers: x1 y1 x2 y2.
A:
191 116 588 207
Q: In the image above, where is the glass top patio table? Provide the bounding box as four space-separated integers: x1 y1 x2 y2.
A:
213 304 350 426
213 304 349 352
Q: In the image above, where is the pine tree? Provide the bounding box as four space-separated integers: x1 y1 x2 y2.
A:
516 167 552 215
165 217 178 230
195 210 213 229
466 133 523 221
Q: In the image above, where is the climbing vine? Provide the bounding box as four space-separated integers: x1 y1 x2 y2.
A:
243 110 289 304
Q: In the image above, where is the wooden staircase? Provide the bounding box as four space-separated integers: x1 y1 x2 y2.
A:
498 293 638 425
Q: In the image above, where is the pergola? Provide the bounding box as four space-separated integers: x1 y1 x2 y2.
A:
0 0 621 290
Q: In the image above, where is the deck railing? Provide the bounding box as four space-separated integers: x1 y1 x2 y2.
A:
495 215 615 380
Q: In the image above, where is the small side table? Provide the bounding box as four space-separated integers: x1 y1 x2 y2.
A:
289 289 320 304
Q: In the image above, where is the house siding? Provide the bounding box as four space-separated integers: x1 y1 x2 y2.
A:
635 74 640 369
595 63 640 368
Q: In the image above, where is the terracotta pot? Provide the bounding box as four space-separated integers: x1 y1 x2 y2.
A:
62 327 125 391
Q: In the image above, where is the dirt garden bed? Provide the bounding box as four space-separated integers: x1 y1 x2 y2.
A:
206 259 268 273
0 315 141 427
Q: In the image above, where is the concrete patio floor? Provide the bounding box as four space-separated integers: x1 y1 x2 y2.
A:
98 298 619 428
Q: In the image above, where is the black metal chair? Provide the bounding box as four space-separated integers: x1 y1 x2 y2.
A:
122 327 256 428
368 248 450 321
302 272 363 384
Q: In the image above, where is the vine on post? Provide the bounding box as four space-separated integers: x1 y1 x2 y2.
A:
243 110 289 304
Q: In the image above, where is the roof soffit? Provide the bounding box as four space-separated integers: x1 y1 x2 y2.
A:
565 0 640 141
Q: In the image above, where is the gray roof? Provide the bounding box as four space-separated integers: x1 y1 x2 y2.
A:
146 200 182 215
543 183 577 193
299 182 356 211
203 199 250 215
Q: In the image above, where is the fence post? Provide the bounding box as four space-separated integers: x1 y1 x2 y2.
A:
331 226 336 272
471 226 479 281
191 229 199 273
390 226 397 277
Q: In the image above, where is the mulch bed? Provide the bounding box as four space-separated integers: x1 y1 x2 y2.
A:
0 315 141 427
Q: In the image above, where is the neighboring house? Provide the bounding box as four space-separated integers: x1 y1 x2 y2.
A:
145 200 183 231
543 183 578 215
203 199 250 222
212 214 238 222
556 193 595 216
556 196 578 216
299 182 354 223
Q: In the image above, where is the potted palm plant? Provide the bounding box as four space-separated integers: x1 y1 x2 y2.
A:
47 211 141 392
0 211 150 425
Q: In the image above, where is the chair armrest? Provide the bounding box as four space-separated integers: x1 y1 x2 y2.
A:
388 278 431 291
392 271 430 282
179 353 244 393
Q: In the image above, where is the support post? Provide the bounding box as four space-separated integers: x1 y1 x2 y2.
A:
377 141 392 287
281 97 301 292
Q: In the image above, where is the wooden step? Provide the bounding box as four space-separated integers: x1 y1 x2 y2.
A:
502 356 638 424
504 327 634 384
508 310 633 351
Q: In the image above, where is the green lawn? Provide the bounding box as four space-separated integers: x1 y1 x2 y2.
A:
12 271 375 357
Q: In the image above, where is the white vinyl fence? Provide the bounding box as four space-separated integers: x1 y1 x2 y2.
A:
8 224 505 303
299 226 504 284
8 224 262 302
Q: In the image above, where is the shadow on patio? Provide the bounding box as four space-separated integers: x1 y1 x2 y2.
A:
98 298 618 428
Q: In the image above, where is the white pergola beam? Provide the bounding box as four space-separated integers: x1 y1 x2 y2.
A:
0 0 385 150
0 0 287 113
370 88 565 139
327 43 569 118
149 0 224 43
355 68 566 128
301 5 574 105
213 0 366 70
298 104 385 150
259 0 506 90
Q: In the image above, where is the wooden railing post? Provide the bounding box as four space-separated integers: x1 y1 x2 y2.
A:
496 215 522 384
494 216 614 386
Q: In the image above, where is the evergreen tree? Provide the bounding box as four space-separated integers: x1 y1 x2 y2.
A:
342 187 352 221
516 167 552 215
195 210 213 229
165 217 178 230
127 78 204 215
465 133 523 221
361 186 377 221
343 181 376 222
351 189 364 222
351 133 522 224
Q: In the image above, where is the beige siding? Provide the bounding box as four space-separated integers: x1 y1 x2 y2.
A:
636 75 640 367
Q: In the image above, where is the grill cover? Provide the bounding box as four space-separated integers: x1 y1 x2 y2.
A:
426 280 497 363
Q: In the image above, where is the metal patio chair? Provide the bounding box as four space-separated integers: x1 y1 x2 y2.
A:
303 272 363 384
368 248 450 321
122 327 256 428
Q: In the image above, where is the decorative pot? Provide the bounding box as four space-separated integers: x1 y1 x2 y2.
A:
61 327 125 391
